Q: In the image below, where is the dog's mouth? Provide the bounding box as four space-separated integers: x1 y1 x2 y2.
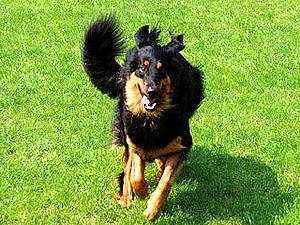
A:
138 84 158 111
141 95 157 111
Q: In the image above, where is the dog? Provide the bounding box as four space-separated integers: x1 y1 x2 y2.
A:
82 15 204 221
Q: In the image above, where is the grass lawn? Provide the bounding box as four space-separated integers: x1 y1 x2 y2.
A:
0 0 299 224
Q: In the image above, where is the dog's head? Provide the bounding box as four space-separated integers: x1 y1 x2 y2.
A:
125 25 184 117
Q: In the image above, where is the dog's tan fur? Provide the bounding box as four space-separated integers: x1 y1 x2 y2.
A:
83 17 204 222
125 72 173 117
144 153 183 221
117 136 185 220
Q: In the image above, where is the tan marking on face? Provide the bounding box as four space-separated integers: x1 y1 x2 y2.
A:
144 60 150 66
156 62 162 69
125 73 145 116
159 75 173 109
125 73 174 117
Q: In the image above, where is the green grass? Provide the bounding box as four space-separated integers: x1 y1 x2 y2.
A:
0 0 299 224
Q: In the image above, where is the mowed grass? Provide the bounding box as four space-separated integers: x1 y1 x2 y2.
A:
0 0 299 224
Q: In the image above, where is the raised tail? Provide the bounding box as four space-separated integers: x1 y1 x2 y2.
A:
82 16 125 98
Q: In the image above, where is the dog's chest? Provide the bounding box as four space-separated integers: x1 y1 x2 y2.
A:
124 113 180 150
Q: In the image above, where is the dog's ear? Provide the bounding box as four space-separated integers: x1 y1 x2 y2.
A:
134 25 160 47
162 31 185 55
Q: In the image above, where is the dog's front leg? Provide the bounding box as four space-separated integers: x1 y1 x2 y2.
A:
155 157 166 182
130 151 148 199
144 153 183 221
118 149 133 207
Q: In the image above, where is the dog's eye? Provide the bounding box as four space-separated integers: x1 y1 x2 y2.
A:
135 65 145 78
156 62 162 70
139 65 146 71
136 67 144 78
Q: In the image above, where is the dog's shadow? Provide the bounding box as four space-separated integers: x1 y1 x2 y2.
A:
159 146 293 224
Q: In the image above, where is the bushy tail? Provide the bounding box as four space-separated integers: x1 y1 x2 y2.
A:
82 16 124 98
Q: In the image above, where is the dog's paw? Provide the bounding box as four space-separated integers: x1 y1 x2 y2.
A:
117 195 133 207
143 207 161 222
143 191 163 221
143 208 159 222
133 183 149 199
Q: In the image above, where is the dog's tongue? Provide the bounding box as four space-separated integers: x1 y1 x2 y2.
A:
141 95 151 105
141 95 156 110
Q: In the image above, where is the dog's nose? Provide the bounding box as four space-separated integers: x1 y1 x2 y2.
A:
148 87 159 99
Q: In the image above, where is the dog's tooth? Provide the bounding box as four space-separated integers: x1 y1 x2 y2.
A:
149 103 156 109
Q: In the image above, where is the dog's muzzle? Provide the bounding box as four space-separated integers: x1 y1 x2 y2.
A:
141 86 159 111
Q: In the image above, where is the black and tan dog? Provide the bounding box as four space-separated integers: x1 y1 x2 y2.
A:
82 16 204 221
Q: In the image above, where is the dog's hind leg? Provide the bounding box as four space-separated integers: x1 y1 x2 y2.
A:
144 152 183 221
130 151 148 199
155 157 166 182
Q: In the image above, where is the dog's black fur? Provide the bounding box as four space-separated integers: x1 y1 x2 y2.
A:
82 15 204 220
